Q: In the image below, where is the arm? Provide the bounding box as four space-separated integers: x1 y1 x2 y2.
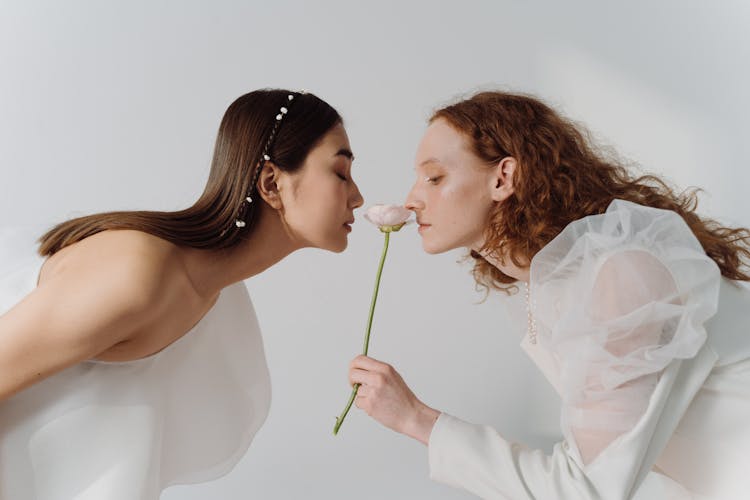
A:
565 249 676 464
0 256 160 401
349 249 718 499
348 356 597 498
346 253 672 451
351 203 723 499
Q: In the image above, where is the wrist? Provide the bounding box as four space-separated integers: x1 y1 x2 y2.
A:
403 402 440 445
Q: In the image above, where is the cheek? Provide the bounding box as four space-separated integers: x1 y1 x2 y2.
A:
435 182 488 222
293 180 345 223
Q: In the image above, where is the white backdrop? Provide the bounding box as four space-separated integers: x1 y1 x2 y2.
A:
1 1 748 499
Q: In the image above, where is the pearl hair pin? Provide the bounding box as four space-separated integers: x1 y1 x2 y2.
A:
233 92 300 231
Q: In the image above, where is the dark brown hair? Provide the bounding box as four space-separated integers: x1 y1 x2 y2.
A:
39 89 342 256
431 91 750 292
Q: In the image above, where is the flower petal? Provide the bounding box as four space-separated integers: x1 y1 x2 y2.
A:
365 204 412 228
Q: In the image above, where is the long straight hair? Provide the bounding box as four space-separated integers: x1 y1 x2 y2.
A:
39 89 342 256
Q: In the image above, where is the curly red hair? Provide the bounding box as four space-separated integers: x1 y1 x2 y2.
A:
431 91 750 293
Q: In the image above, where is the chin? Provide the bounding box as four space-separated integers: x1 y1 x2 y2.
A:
326 237 349 253
421 240 451 255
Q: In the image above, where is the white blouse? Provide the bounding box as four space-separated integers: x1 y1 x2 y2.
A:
428 200 750 499
0 228 272 500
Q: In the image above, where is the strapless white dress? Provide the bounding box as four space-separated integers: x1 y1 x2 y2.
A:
0 228 271 499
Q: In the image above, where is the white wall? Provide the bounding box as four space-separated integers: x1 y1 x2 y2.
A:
1 1 748 499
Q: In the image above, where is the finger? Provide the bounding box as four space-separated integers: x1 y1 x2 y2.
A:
350 354 392 373
354 394 365 409
356 384 371 398
349 368 377 387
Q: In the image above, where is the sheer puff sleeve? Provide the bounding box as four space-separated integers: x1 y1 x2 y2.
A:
428 200 721 499
531 199 720 466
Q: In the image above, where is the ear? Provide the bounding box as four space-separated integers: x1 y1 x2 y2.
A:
490 156 516 202
256 162 284 210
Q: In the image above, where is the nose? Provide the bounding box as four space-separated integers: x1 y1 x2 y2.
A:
404 183 424 212
350 181 364 209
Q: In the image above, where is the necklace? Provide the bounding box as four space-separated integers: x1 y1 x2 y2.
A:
524 282 538 345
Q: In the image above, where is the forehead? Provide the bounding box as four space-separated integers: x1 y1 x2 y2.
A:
415 119 470 167
300 123 354 171
316 123 350 152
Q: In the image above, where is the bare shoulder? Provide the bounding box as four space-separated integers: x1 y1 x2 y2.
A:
40 230 183 312
0 231 187 398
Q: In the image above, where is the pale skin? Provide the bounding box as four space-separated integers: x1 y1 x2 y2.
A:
348 118 527 444
0 123 363 402
350 120 649 464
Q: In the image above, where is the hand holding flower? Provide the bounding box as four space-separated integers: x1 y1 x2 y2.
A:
348 355 440 445
333 204 412 435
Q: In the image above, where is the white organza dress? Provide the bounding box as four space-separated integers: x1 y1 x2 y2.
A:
428 200 750 499
0 229 271 500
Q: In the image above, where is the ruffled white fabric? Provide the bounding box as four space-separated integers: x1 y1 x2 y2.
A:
428 200 750 499
0 228 271 500
530 199 720 464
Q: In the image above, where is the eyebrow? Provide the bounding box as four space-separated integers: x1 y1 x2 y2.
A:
335 148 355 161
417 157 443 168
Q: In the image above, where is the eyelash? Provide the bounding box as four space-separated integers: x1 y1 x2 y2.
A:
425 176 443 185
337 173 348 181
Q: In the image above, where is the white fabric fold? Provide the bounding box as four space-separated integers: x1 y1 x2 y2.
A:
531 200 720 464
427 200 750 499
0 228 271 500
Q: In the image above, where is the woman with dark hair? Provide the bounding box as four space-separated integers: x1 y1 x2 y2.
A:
0 89 363 499
348 91 750 499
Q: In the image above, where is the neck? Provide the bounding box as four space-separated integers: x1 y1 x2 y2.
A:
475 246 530 283
179 205 301 298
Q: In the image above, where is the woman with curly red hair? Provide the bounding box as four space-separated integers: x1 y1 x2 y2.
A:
349 91 750 499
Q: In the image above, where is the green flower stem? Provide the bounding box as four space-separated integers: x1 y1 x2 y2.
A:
333 230 391 435
363 230 390 356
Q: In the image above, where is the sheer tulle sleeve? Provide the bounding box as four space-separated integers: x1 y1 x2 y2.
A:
531 199 720 465
428 200 722 499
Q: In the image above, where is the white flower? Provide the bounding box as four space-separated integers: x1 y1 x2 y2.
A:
364 204 412 232
333 203 410 436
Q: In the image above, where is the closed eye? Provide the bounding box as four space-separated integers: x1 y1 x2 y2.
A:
337 172 348 181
